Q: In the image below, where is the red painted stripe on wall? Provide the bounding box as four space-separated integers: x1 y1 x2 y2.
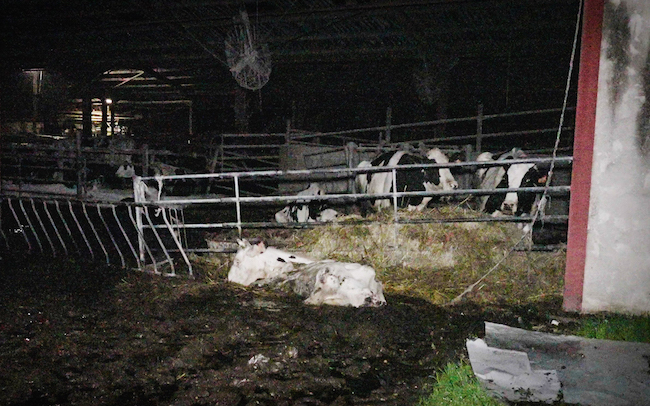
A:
563 0 603 313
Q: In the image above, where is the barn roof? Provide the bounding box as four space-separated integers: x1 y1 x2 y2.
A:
2 0 582 132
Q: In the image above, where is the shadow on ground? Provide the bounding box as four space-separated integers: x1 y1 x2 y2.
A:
0 254 573 405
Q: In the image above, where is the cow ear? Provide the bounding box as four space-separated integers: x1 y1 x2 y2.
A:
254 241 266 253
237 239 250 249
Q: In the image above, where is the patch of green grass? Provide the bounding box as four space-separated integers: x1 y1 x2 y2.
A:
577 314 650 343
418 362 503 406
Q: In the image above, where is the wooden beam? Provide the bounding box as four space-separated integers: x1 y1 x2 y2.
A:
564 0 603 313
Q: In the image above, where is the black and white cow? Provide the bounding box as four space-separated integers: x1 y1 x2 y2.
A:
356 148 458 212
275 183 339 223
478 148 550 217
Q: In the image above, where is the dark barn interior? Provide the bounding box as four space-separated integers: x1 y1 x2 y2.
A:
0 2 608 406
2 0 581 146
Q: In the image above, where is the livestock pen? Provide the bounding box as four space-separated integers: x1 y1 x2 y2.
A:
0 113 577 406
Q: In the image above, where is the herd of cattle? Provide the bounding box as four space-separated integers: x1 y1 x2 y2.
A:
274 146 555 224
240 146 559 306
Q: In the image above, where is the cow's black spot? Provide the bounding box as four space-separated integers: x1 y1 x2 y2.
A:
516 164 550 217
277 258 286 262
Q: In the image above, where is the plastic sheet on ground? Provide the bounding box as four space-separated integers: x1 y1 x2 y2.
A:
467 322 650 405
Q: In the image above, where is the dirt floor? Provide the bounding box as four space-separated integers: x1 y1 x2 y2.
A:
0 251 580 406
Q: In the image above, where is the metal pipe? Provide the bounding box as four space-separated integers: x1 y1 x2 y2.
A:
111 204 140 266
31 199 56 255
55 200 80 253
96 204 124 268
19 199 42 252
141 206 175 276
127 205 153 271
160 207 192 277
69 200 94 259
140 156 574 183
7 198 31 251
43 201 67 255
234 175 242 238
82 202 109 264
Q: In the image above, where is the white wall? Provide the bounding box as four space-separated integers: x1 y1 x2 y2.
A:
583 0 650 314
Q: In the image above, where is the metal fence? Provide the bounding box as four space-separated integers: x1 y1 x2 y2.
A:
0 195 190 276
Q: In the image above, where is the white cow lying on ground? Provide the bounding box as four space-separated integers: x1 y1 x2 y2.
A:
228 239 386 307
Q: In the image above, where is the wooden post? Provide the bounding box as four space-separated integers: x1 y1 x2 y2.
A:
109 99 115 137
475 103 483 153
76 130 83 199
142 144 149 177
385 107 392 144
101 97 108 137
346 142 359 193
188 101 193 136
82 96 92 143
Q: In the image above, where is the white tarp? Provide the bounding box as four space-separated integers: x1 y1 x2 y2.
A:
467 322 650 405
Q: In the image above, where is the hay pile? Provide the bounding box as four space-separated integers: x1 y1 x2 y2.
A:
197 206 566 305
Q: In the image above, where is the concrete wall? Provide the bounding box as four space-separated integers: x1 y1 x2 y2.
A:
278 142 354 194
582 0 650 314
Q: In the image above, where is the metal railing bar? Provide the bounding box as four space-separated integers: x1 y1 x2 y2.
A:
69 200 94 259
111 205 140 267
140 156 573 183
159 214 570 230
96 205 125 268
82 202 110 265
160 207 192 277
19 199 43 252
0 227 8 250
55 200 80 253
7 198 32 251
151 186 570 207
43 201 68 255
127 206 152 271
141 207 175 276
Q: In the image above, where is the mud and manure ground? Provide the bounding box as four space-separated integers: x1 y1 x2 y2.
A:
0 252 577 406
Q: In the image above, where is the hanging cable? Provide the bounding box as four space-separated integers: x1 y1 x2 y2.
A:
448 0 584 305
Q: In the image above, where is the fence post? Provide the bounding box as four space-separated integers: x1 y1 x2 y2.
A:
476 103 484 153
385 107 392 144
133 177 146 263
75 130 83 199
345 142 359 193
142 144 149 177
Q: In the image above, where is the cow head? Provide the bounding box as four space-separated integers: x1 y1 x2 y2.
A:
115 164 136 178
426 148 458 191
475 152 494 182
501 163 536 215
304 262 386 307
274 183 327 223
228 239 296 286
355 160 372 194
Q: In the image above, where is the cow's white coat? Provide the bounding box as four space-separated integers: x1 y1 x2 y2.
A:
357 148 458 211
228 239 314 286
228 239 386 307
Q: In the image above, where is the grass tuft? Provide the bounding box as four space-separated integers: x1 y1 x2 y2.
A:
418 362 504 406
577 314 650 343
